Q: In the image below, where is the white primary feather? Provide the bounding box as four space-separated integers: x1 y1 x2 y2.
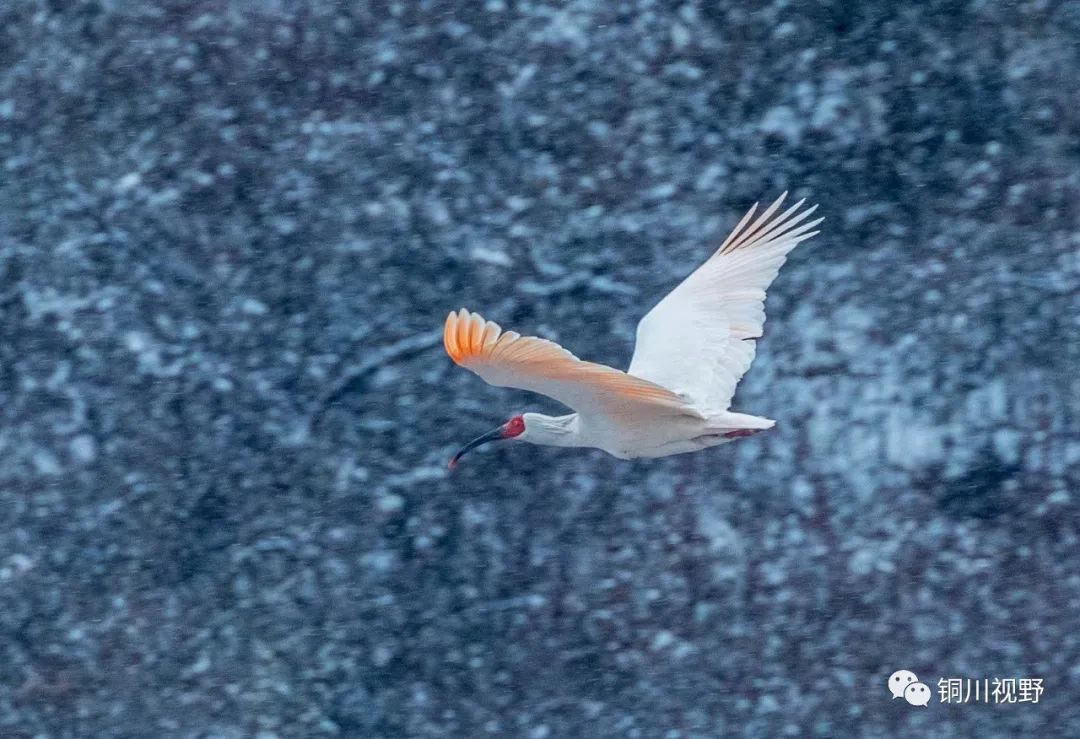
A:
628 192 822 413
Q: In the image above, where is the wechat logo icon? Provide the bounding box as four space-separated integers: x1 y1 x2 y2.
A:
889 669 931 706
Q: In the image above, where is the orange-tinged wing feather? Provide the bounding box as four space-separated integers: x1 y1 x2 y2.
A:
444 308 699 422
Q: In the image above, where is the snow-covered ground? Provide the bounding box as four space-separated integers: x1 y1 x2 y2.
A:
1 1 1077 735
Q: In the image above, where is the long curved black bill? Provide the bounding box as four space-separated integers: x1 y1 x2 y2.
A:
448 424 506 469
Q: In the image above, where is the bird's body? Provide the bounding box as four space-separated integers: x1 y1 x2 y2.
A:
517 409 774 460
445 192 822 465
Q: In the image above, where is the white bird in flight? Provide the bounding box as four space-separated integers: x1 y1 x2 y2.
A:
445 192 823 467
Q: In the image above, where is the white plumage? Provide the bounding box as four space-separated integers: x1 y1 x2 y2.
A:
445 192 823 465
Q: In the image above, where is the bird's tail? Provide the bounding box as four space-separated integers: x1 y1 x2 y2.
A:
706 411 775 436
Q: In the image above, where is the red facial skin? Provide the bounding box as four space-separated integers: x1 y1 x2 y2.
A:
448 414 526 469
503 414 526 438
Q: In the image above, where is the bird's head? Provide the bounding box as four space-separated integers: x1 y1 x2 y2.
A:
448 413 528 469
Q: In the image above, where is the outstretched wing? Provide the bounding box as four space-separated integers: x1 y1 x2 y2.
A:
628 192 822 412
445 308 701 424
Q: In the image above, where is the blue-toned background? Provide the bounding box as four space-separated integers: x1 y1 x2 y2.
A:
1 1 1078 735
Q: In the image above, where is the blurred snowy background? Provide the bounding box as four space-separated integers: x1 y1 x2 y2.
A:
1 0 1078 736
